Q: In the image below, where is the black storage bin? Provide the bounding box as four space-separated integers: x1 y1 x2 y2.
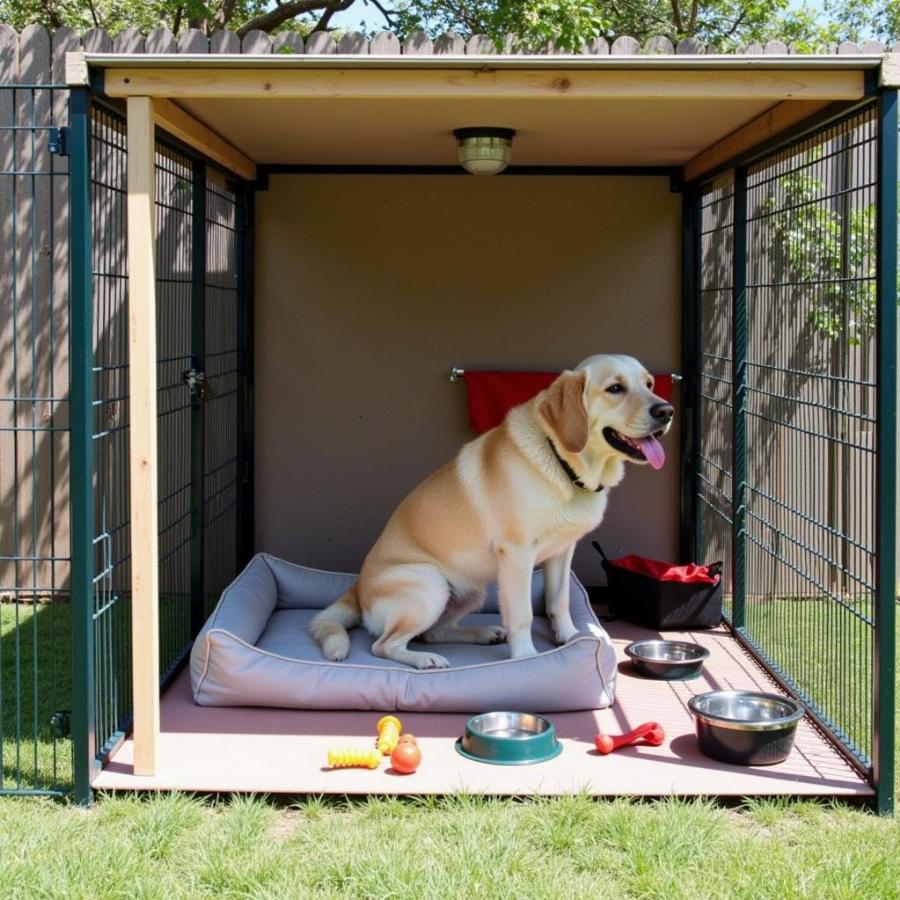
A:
594 542 723 630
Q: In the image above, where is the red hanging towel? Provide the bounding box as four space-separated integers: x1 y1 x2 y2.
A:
462 371 556 433
461 370 674 434
609 554 720 585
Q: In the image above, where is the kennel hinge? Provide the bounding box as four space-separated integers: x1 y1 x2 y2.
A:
48 127 68 157
182 368 212 402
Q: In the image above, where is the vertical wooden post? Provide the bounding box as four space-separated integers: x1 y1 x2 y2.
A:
126 96 160 776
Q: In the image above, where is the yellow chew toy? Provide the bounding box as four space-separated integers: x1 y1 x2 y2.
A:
327 749 382 769
376 715 402 756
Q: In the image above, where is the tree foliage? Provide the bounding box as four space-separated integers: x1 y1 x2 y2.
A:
766 157 877 346
0 0 891 49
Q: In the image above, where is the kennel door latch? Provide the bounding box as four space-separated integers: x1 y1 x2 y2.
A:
183 368 212 402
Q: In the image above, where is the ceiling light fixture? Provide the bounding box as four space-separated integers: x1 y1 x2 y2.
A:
453 127 516 176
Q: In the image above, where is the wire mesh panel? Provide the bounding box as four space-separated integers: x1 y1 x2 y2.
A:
154 141 194 682
696 176 734 617
90 105 131 762
203 176 244 613
742 107 879 769
89 109 205 761
0 84 72 795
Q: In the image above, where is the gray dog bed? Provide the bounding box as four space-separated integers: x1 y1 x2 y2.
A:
190 554 617 712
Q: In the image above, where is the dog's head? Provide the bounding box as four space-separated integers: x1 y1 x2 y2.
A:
539 354 673 470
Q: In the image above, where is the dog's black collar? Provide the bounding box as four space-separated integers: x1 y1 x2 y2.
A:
547 439 604 492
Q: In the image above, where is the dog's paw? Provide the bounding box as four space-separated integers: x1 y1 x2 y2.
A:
553 624 580 645
413 652 451 670
475 625 507 645
508 641 539 660
321 635 350 661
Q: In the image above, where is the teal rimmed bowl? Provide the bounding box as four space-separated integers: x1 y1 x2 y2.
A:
454 711 562 765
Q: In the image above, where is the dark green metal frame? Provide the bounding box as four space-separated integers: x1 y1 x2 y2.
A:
682 91 897 814
189 159 207 640
64 93 253 804
0 70 885 810
873 87 897 816
730 166 748 632
68 86 98 806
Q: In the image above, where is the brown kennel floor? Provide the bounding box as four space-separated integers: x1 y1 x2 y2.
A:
93 622 873 799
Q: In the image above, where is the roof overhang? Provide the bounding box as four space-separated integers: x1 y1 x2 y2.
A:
71 51 887 181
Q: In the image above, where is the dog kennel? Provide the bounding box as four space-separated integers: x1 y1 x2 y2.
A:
0 27 896 810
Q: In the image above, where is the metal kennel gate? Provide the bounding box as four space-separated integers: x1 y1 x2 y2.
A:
688 96 897 814
0 83 250 802
70 94 252 803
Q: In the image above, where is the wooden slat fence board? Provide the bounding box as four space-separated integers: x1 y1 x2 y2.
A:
434 32 465 55
114 27 145 54
611 36 641 54
0 23 19 598
241 30 272 54
645 36 675 55
0 23 896 611
211 30 241 54
178 28 209 53
466 34 494 55
369 31 399 54
403 31 433 55
82 27 112 53
304 31 335 54
272 32 303 55
337 31 366 54
146 27 176 54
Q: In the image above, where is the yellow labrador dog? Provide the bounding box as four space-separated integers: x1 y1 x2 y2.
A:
311 354 673 669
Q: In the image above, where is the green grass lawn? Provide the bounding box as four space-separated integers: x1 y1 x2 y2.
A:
1 602 73 793
2 600 899 898
1 793 900 898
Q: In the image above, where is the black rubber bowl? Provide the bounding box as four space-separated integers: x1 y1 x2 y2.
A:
624 640 710 680
688 690 805 766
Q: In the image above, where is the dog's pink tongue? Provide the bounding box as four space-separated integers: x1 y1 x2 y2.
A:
637 436 666 470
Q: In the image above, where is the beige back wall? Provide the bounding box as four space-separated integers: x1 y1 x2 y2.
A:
255 174 682 586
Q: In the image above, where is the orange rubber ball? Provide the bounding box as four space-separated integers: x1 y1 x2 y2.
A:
390 740 422 774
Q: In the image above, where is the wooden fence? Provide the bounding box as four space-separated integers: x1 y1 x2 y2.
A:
0 24 893 603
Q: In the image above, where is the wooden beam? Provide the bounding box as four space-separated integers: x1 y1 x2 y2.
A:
684 99 833 183
152 98 256 181
104 66 866 103
126 95 161 778
880 53 900 88
65 51 89 86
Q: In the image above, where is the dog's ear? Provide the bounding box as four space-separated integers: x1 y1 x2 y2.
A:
539 371 589 453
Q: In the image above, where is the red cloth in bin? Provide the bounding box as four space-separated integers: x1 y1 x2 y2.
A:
462 371 674 434
609 554 720 585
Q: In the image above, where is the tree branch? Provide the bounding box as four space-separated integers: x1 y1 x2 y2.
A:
85 0 101 29
688 0 699 36
724 10 748 38
41 0 63 29
238 0 342 36
364 0 399 27
310 0 355 33
670 0 684 33
214 0 238 30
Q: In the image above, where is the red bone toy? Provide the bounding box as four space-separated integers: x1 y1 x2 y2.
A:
594 722 665 754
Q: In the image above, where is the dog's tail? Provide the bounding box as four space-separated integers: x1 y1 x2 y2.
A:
309 582 361 661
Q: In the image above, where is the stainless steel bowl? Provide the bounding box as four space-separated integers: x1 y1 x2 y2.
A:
455 711 562 765
624 639 710 679
688 690 805 765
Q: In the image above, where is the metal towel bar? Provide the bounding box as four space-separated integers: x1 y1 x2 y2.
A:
449 367 682 383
